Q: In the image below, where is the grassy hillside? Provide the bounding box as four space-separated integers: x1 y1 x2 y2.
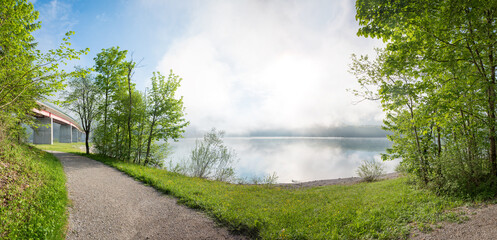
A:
0 144 68 239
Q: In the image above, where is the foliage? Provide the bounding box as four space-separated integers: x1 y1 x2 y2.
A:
237 172 279 185
262 172 279 185
143 142 169 168
356 159 385 182
186 128 238 182
91 47 188 166
353 1 497 198
82 152 465 240
0 143 67 240
0 2 84 235
93 46 128 155
0 2 84 236
91 88 144 159
63 67 101 154
0 0 87 141
144 71 189 165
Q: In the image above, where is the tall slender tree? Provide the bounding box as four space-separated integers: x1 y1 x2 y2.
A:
125 59 136 161
63 67 101 154
144 70 189 165
93 47 127 154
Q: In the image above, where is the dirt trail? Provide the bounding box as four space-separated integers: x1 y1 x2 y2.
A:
49 151 245 240
412 204 497 240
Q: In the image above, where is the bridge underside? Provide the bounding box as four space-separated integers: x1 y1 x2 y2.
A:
32 113 84 145
33 117 53 144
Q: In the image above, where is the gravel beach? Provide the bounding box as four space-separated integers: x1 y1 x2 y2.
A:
278 172 400 188
50 151 246 240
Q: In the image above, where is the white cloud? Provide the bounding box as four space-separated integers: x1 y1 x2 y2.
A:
156 0 385 133
31 0 384 134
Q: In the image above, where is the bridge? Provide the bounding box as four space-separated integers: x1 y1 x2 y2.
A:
32 101 84 145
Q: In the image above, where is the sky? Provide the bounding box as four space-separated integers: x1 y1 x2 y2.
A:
32 0 384 135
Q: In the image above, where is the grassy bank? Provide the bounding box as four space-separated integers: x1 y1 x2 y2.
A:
0 144 68 239
35 142 85 153
36 143 465 239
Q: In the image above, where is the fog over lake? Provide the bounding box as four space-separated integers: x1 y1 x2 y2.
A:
167 137 397 183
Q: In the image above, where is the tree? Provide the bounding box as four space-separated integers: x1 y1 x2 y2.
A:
354 0 497 196
144 70 189 165
0 0 87 144
91 51 187 166
351 50 433 184
63 67 101 154
125 59 137 161
93 46 127 154
104 80 141 160
188 128 237 182
131 90 148 163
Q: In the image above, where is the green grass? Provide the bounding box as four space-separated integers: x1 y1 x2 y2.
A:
85 154 464 239
35 142 85 153
0 143 68 239
33 142 466 239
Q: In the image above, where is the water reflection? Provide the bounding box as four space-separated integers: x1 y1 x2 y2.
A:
167 137 397 183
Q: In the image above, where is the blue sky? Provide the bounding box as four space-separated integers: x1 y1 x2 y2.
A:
32 0 384 134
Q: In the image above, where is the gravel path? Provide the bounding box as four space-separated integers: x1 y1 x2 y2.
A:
50 151 246 240
412 204 497 240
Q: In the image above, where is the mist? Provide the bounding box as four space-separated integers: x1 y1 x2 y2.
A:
155 0 384 133
183 125 389 138
33 0 385 134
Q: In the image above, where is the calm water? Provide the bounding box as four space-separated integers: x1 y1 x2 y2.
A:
167 137 397 183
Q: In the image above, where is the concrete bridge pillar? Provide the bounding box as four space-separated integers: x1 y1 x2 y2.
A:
59 124 72 143
72 126 78 143
33 117 53 145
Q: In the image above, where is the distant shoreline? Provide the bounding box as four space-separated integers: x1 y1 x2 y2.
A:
176 136 391 140
183 125 391 138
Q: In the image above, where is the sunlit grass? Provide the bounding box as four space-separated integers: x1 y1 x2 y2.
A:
0 144 68 239
34 142 85 153
83 153 464 239
32 142 466 239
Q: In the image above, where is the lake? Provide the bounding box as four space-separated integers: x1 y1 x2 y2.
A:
167 137 397 183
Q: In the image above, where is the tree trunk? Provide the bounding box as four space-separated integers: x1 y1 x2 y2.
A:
136 119 145 164
144 116 156 165
17 120 22 143
115 125 120 158
409 101 428 184
460 109 476 176
127 64 133 162
85 130 90 154
103 88 109 155
488 53 497 176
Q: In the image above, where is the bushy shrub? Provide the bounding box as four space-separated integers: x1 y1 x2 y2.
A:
145 142 170 168
167 159 186 174
186 128 238 182
356 159 385 182
428 140 497 199
237 172 279 185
